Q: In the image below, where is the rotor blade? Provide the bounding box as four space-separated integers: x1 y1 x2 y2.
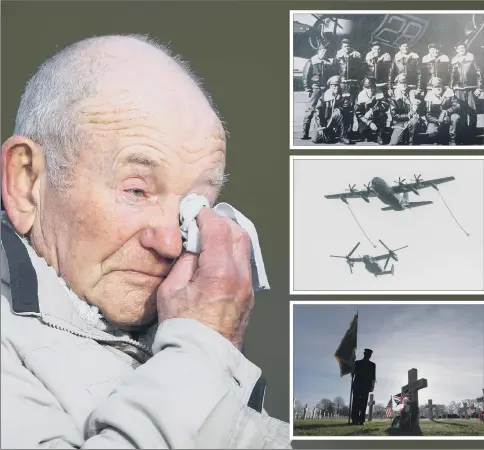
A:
378 239 391 252
349 263 353 274
347 242 360 257
384 256 391 270
392 245 409 252
330 255 347 258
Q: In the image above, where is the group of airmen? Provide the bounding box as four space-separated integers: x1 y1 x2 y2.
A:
301 39 483 145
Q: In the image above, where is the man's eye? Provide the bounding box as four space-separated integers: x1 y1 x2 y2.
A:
126 188 146 198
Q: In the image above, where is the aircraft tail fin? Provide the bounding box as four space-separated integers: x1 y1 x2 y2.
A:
405 201 433 209
380 265 395 276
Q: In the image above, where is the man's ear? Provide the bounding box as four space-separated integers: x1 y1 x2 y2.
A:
1 136 46 235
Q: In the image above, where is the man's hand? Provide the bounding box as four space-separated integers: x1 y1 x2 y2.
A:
306 89 313 97
157 208 254 350
369 122 378 131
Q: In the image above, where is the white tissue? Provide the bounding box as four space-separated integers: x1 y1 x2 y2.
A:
179 193 270 291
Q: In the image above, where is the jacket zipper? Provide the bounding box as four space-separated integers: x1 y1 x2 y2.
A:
41 315 153 356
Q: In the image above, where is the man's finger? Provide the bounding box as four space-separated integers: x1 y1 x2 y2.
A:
159 252 198 297
196 207 233 256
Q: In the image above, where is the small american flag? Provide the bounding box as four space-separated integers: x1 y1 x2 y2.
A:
385 397 393 418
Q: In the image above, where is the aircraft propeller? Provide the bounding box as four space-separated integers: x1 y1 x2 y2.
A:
346 184 358 194
379 239 408 270
330 242 360 274
394 177 407 186
413 174 423 184
363 182 374 194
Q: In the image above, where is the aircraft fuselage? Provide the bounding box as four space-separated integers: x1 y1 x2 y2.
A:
371 177 405 211
362 256 383 275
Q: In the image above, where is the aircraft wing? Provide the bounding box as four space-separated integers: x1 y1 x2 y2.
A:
324 189 378 200
372 253 391 262
392 176 455 194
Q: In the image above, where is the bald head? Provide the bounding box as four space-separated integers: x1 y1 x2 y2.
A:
13 34 224 189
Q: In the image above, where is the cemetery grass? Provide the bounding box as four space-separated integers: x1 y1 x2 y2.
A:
293 419 484 436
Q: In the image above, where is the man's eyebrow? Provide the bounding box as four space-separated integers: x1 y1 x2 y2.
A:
119 153 162 168
203 169 229 187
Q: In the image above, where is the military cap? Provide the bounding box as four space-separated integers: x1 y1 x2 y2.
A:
429 77 443 87
364 348 373 355
341 38 350 45
318 41 330 50
394 73 407 84
428 42 440 50
399 42 410 47
327 75 342 86
370 41 380 47
362 77 376 88
455 42 467 48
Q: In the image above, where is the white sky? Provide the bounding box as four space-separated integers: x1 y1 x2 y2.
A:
292 159 484 291
293 304 484 409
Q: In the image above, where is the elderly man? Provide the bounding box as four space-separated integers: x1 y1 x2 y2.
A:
424 77 461 145
355 77 388 145
313 75 353 145
450 42 483 143
1 35 290 449
389 74 423 146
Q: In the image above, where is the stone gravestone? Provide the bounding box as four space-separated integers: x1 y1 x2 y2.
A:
463 402 469 419
367 394 375 422
312 407 316 419
399 368 428 432
303 404 308 420
427 399 433 420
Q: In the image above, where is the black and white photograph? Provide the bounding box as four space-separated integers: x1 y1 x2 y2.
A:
290 301 484 438
290 156 484 293
290 11 484 148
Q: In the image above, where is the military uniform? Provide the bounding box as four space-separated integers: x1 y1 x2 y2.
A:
450 50 482 135
335 47 364 104
365 50 392 93
389 74 423 145
301 50 334 139
389 50 420 90
424 78 460 145
421 52 451 88
313 76 353 144
355 79 389 144
351 349 376 426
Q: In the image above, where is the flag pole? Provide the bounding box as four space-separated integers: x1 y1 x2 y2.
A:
348 309 358 424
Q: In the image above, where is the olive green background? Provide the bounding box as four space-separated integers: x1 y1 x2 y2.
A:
2 1 483 448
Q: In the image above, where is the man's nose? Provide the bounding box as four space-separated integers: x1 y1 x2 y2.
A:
139 208 183 260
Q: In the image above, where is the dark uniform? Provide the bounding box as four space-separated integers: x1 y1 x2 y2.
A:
301 45 333 139
389 74 424 146
355 77 389 144
421 44 451 89
389 45 420 91
365 42 392 95
313 75 353 144
424 77 461 145
351 349 376 425
450 44 483 139
335 39 364 105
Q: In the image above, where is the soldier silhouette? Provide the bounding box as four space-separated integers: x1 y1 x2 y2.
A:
351 348 376 425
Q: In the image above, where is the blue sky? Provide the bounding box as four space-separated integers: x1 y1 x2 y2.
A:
293 303 484 409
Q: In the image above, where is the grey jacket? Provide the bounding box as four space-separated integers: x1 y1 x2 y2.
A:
0 215 290 449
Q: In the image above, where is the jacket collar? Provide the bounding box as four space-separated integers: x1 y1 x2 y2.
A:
452 52 474 64
0 213 155 345
422 54 449 63
395 51 418 62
